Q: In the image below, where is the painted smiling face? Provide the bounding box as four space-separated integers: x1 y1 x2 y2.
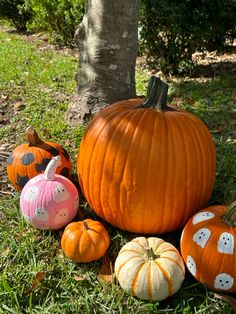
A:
34 207 49 221
214 273 234 290
53 184 70 203
193 228 211 248
55 208 69 225
23 185 39 202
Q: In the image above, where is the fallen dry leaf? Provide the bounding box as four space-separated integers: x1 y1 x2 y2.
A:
13 101 25 111
74 274 87 281
97 255 115 284
24 272 45 295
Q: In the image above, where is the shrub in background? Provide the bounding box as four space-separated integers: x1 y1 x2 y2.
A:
139 0 236 75
24 0 84 47
0 0 32 31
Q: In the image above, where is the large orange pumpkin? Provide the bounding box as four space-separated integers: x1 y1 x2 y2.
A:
77 76 216 233
181 201 236 292
7 126 72 190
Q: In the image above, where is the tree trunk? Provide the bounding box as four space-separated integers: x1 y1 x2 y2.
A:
66 0 139 124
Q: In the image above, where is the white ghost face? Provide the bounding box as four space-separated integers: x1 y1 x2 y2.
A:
187 255 196 276
217 232 234 255
34 207 49 221
214 273 234 290
54 208 69 224
24 186 39 202
53 184 70 203
193 228 211 248
192 212 215 225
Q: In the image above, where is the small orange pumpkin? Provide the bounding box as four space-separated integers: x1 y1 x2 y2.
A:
77 76 216 234
181 201 236 292
7 126 72 190
61 219 110 263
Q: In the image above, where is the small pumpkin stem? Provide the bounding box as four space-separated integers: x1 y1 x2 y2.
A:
138 76 174 111
145 247 159 260
26 126 44 146
222 201 236 226
83 221 89 230
44 156 62 180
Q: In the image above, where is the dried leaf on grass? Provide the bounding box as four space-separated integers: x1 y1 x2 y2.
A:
24 272 45 295
97 255 115 284
74 274 87 281
214 293 236 312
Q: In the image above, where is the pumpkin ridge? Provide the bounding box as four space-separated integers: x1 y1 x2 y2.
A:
148 262 153 301
188 115 216 206
119 109 152 231
154 260 174 296
108 109 151 230
118 249 143 255
160 256 185 275
182 115 203 213
115 255 143 278
131 261 146 296
87 109 130 219
199 223 228 282
159 112 170 232
83 110 120 214
106 110 140 229
164 114 176 233
184 115 210 211
141 111 158 232
131 238 149 251
178 115 201 224
172 115 189 229
98 111 132 225
63 228 83 259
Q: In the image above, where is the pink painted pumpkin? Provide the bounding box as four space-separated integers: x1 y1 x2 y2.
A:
20 156 79 230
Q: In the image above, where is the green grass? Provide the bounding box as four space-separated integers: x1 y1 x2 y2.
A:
0 21 236 313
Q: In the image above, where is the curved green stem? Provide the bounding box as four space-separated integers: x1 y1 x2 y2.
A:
222 201 236 226
138 76 174 111
83 221 89 230
145 247 159 260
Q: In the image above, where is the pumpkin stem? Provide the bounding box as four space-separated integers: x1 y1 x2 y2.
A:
138 76 174 111
83 221 89 230
145 247 159 260
44 156 62 180
26 126 44 146
222 201 236 226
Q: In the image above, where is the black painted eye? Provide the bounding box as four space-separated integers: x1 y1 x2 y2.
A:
47 146 59 156
16 174 29 189
35 158 51 173
7 154 14 165
21 153 35 165
60 167 70 177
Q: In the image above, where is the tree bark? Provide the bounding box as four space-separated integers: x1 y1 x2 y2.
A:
66 0 139 124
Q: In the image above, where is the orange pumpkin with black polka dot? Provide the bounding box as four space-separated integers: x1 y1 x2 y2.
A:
7 126 72 191
180 201 236 292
